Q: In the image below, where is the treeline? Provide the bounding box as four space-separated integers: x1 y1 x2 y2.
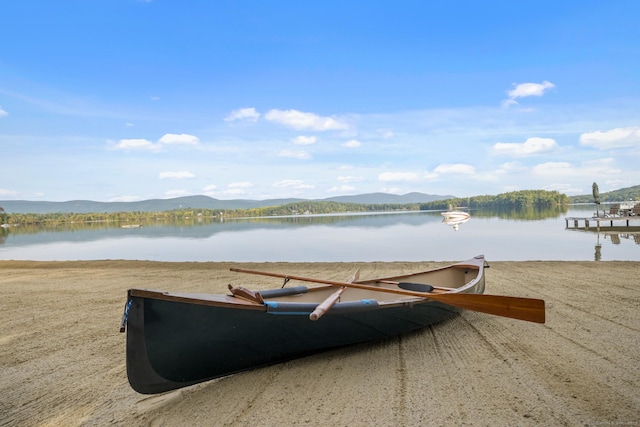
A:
1 202 420 225
570 184 640 204
418 190 570 210
1 190 569 226
227 201 420 218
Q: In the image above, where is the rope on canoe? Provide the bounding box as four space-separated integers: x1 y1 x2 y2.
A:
119 299 133 333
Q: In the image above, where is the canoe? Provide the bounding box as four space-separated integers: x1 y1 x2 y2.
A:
122 255 489 394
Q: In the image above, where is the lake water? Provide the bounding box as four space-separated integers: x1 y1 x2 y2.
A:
1 206 639 262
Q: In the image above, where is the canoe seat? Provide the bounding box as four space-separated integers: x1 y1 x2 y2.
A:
257 286 308 299
397 282 434 292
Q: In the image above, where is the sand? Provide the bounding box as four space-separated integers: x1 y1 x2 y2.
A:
1 259 639 427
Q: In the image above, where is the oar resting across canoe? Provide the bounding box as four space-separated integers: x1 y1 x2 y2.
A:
230 260 545 324
308 268 360 321
123 255 545 395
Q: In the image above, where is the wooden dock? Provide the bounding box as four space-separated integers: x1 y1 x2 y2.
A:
565 215 640 231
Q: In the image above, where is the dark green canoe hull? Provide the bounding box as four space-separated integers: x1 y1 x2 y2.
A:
127 297 475 394
125 256 486 394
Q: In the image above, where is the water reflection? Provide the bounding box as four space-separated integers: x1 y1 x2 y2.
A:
441 216 470 231
1 206 638 262
470 205 567 220
1 206 569 240
565 224 640 261
0 211 444 245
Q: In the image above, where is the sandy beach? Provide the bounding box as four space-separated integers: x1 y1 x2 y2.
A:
1 259 639 426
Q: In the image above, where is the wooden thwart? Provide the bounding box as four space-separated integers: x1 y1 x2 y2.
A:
230 267 545 324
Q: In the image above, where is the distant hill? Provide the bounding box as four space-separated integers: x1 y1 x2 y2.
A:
0 192 453 214
324 192 451 204
570 184 640 204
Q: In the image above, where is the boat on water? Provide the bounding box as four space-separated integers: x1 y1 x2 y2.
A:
441 210 470 221
121 255 544 394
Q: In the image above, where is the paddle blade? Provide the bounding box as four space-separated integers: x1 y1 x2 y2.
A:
431 293 545 324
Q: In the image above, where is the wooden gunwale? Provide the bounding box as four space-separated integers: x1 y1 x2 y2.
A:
127 256 485 311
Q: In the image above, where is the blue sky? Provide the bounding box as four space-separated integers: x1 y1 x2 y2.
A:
1 1 639 202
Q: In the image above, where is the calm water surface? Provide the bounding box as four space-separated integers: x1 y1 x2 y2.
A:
1 207 638 262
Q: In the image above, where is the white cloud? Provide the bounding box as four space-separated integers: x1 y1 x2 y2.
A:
508 81 555 98
158 133 200 145
492 137 558 157
378 186 399 194
502 80 555 107
579 127 640 149
583 158 620 172
532 162 574 177
112 134 200 151
158 171 196 179
164 189 190 198
378 172 422 182
0 188 19 197
203 184 217 192
150 96 160 101
434 163 476 174
532 159 621 178
342 139 361 148
222 188 247 195
265 109 349 131
0 106 8 117
225 107 261 122
377 129 394 139
277 150 311 159
498 161 528 174
543 183 583 194
475 162 529 183
338 176 363 183
273 180 314 189
293 135 317 145
326 185 356 193
114 138 160 151
228 182 253 188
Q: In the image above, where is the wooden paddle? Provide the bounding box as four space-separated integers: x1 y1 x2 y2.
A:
309 268 360 321
230 267 545 324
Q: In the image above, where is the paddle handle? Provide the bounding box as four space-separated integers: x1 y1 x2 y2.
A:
309 268 359 321
309 287 345 321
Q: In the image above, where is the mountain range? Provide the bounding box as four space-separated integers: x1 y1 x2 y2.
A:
0 192 454 214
